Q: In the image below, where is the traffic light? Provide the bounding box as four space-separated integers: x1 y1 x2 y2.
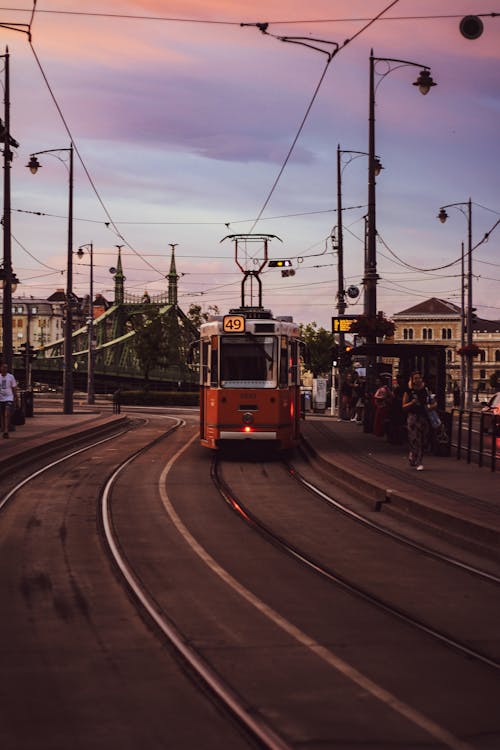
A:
331 344 339 366
19 342 36 361
268 259 292 268
470 307 477 323
339 345 353 370
281 268 295 277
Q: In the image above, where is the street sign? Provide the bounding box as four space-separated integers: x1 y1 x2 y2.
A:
332 316 358 333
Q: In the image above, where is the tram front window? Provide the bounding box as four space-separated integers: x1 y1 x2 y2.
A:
220 336 277 388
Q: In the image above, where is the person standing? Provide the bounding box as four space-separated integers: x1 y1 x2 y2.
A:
402 371 436 470
0 362 18 438
373 377 393 437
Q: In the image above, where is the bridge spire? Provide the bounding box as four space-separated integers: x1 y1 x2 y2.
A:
114 244 125 304
168 243 179 306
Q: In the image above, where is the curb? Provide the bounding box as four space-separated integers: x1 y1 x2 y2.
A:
0 415 130 480
300 434 500 559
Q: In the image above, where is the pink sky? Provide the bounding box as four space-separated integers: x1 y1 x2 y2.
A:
1 0 499 327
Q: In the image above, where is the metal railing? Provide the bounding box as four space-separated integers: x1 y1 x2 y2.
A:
449 408 498 471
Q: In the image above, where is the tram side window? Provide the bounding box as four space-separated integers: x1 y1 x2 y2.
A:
210 345 218 387
201 342 210 384
290 341 300 385
279 340 288 387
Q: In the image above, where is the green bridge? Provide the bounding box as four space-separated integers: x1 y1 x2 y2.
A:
18 247 199 392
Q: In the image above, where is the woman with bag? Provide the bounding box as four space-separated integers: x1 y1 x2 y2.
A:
402 371 437 470
0 362 19 439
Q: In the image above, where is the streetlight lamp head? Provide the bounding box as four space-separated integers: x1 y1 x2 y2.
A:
26 155 41 174
76 247 84 259
438 208 448 224
0 267 20 292
374 158 383 176
413 69 437 95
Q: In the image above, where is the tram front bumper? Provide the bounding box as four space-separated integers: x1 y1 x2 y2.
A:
219 431 278 441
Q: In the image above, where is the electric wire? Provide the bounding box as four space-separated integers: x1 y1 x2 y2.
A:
247 0 402 234
2 7 498 26
27 38 166 280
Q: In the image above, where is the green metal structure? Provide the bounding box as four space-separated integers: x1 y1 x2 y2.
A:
25 246 199 390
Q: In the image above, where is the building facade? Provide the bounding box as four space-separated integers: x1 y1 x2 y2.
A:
392 297 500 392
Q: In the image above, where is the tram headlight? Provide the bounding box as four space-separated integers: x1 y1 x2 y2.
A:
242 412 254 425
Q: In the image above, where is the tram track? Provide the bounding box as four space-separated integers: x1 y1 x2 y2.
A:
212 454 500 673
1 414 274 750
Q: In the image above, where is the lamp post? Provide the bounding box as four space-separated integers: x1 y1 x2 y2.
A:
27 144 74 413
438 200 473 409
76 243 94 405
365 50 436 325
1 47 20 371
336 145 382 418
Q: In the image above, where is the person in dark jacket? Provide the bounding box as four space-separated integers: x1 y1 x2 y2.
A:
402 371 437 471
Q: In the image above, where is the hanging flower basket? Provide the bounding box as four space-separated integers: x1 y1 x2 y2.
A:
349 313 395 340
457 344 480 358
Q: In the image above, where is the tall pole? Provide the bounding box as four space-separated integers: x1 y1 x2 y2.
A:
336 149 346 339
87 243 94 405
63 143 74 414
460 242 465 409
336 145 346 419
365 50 378 325
2 47 13 370
466 198 473 410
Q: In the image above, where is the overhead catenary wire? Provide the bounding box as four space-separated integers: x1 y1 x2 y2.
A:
246 0 402 234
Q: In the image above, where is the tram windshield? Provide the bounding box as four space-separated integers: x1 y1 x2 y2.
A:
220 335 277 388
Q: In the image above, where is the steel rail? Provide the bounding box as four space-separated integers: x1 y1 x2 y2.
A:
212 457 500 672
100 428 292 750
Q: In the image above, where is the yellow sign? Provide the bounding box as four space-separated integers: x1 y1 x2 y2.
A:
332 316 357 333
223 315 245 333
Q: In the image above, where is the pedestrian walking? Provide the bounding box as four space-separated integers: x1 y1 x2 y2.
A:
0 362 19 438
402 371 437 470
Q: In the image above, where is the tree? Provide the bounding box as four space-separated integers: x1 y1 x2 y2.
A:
299 322 336 377
349 312 395 339
129 308 169 387
187 303 220 328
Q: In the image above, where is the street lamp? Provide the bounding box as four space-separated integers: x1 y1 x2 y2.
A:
336 146 382 418
437 199 473 409
1 47 20 371
76 243 94 405
365 50 436 325
27 144 74 413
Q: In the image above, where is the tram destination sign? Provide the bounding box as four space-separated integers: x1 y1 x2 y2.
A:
223 314 246 333
331 316 358 333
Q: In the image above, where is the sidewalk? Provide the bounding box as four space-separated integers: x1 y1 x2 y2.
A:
300 414 499 558
0 406 128 478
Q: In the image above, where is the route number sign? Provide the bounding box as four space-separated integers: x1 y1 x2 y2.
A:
223 315 245 333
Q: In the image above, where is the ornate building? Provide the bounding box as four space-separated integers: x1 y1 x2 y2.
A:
392 297 500 391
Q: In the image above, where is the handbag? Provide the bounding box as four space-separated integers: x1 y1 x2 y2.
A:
427 408 441 429
10 406 25 426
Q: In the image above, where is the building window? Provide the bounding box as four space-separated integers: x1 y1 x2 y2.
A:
31 306 38 314
446 350 453 363
495 350 500 362
441 328 452 339
422 328 433 340
403 328 414 340
480 369 486 380
480 349 486 362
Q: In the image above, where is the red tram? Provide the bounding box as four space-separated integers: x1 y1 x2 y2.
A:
198 233 302 451
199 308 302 450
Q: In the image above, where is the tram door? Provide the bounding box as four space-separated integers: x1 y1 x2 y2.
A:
199 336 218 442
